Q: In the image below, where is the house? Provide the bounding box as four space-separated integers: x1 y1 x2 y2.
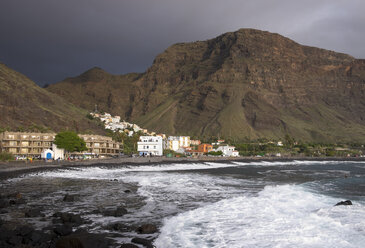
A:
111 116 121 123
166 136 180 151
41 149 54 160
137 136 163 156
190 140 201 146
216 145 240 157
52 144 64 160
166 136 191 151
197 144 213 153
179 136 191 148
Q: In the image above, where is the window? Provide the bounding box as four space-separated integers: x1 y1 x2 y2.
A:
9 141 17 146
21 141 29 146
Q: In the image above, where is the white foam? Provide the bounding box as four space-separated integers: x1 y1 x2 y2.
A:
233 160 365 167
154 185 365 248
23 162 243 180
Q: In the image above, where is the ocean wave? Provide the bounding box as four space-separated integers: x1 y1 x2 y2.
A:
154 184 365 248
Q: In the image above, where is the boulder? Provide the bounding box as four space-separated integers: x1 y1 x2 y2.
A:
15 225 34 237
120 244 139 248
25 208 45 218
53 212 84 226
7 235 23 246
136 224 157 234
335 200 353 206
131 237 155 248
107 222 130 232
63 194 78 202
54 224 73 236
56 232 110 248
103 206 128 217
124 190 131 193
0 199 9 208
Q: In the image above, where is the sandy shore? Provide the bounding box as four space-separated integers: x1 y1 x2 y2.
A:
1 156 365 180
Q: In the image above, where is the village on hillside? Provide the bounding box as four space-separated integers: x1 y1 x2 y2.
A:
1 110 365 162
90 112 241 158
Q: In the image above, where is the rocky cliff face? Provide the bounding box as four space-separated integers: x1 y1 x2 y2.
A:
47 29 365 142
0 63 104 133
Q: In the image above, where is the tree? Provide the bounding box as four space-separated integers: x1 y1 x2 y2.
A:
54 131 87 153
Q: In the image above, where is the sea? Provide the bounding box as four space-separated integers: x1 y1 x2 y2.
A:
2 160 365 248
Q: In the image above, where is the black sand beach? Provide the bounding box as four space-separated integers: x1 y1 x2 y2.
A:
1 157 365 248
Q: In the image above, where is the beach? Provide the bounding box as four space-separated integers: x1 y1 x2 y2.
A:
1 158 365 247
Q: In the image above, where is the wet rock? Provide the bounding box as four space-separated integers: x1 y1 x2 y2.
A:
103 206 128 217
22 230 51 246
15 198 26 204
6 192 20 198
120 244 139 248
335 200 352 206
55 236 83 248
131 237 155 248
124 190 131 193
53 212 84 226
15 225 34 237
7 235 23 246
107 222 131 232
29 230 46 244
54 224 73 236
56 232 110 248
0 225 15 242
63 194 78 202
136 224 157 234
0 199 10 208
25 208 45 218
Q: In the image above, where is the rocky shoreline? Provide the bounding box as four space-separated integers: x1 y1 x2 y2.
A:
0 191 157 248
1 156 365 247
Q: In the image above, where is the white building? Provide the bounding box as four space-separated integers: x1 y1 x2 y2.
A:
216 145 240 157
52 144 65 160
179 136 191 148
41 149 54 160
111 116 121 123
166 136 191 151
167 136 180 151
137 136 163 156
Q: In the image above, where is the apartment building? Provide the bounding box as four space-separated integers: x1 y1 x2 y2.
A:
137 136 163 156
79 134 120 156
0 132 56 156
0 131 121 157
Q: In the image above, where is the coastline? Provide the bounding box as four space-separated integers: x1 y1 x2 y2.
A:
1 156 365 180
1 156 364 247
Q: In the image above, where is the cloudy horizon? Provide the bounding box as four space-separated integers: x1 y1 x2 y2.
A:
1 0 364 86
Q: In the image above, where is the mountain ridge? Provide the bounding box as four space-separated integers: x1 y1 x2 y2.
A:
0 62 105 134
42 28 365 141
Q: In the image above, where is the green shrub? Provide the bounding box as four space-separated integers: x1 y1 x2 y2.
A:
0 152 14 161
208 151 223 156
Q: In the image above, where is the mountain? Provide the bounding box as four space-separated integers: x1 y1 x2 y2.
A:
46 29 365 142
0 62 105 134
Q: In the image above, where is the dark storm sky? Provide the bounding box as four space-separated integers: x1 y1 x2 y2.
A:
1 0 364 86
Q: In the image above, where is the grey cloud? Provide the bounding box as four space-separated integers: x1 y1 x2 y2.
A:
0 0 364 86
